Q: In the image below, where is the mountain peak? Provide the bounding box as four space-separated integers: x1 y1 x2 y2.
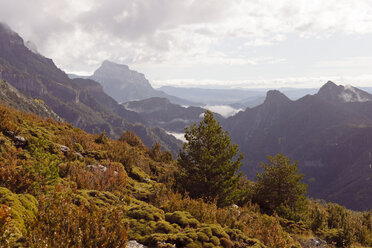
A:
101 60 129 70
263 90 291 106
317 81 372 103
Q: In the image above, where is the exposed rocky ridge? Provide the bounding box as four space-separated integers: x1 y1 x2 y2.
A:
0 79 62 121
0 23 182 154
224 83 372 210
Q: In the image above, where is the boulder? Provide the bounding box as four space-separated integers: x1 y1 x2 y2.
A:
300 237 327 248
126 240 148 248
14 135 27 148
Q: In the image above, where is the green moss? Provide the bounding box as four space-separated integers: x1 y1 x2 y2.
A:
197 231 209 242
127 203 164 221
210 224 228 238
199 225 213 238
78 190 120 206
184 241 203 248
130 166 150 182
210 236 220 246
155 220 178 234
0 187 38 241
165 211 200 228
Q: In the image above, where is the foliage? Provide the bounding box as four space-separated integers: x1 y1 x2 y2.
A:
177 110 243 207
119 130 145 148
26 184 128 248
253 153 307 220
0 103 371 248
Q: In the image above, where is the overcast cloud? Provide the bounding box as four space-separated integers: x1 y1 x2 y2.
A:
1 0 372 88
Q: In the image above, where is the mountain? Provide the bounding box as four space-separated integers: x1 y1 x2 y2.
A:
224 82 372 210
0 23 181 154
71 60 195 106
317 81 372 103
123 97 224 133
0 79 62 121
159 86 265 106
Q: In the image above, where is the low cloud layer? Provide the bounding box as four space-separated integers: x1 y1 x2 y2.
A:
1 0 372 87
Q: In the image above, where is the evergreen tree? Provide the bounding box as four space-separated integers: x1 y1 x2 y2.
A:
253 153 307 220
176 110 244 207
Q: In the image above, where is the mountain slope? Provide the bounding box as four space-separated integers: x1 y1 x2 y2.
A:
224 82 372 210
0 23 181 154
0 79 62 121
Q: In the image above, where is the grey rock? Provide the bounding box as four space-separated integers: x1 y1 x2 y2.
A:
126 240 148 248
3 130 14 138
74 152 84 160
59 145 70 153
14 135 27 148
143 178 151 183
300 237 327 248
87 164 107 173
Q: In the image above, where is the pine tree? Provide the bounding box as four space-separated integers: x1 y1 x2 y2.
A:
176 110 244 207
253 153 307 220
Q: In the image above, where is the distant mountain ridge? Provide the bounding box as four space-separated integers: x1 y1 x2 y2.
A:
224 81 372 210
123 97 225 133
0 23 182 154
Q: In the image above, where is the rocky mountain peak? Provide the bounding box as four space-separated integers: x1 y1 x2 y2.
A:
92 60 149 87
263 90 291 106
317 81 372 103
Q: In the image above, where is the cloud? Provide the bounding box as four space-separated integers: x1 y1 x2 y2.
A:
1 0 372 83
152 76 372 89
204 105 243 118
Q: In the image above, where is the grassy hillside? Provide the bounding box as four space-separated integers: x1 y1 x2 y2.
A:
0 103 371 248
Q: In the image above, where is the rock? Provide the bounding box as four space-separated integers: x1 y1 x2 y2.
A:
59 145 70 153
126 240 148 248
3 130 14 138
87 164 107 172
300 237 327 248
143 178 151 183
60 145 70 153
74 152 84 160
14 135 27 148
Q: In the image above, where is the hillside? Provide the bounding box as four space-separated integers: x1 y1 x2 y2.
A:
0 23 181 154
0 79 62 121
224 82 372 210
0 102 371 248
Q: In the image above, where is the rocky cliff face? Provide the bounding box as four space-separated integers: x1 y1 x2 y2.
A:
0 79 62 121
90 60 163 103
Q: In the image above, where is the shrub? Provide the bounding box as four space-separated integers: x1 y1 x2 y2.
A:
26 184 128 248
64 161 127 194
119 131 144 148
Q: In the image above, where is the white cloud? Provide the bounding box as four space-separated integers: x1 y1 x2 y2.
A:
204 105 243 118
2 0 372 84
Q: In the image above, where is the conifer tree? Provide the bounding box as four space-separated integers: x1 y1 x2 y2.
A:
176 110 243 207
253 153 307 220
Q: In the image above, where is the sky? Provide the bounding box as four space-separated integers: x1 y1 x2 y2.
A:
1 0 372 89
